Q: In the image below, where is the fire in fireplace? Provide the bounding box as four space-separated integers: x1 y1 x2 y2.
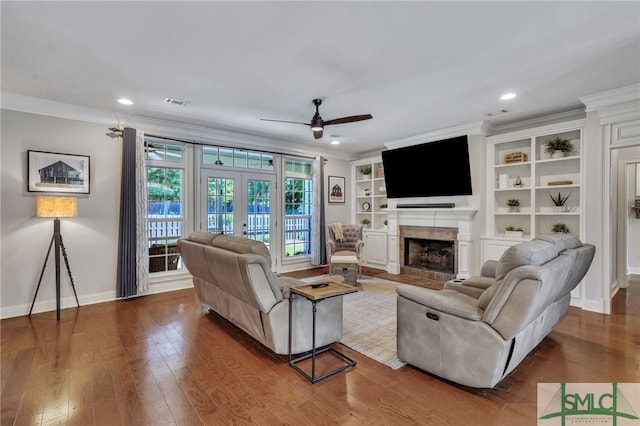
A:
404 238 455 274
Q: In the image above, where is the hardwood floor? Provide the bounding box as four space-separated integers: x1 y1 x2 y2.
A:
2 269 638 425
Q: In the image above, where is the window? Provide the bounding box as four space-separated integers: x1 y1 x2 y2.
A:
205 177 234 235
284 158 313 257
202 146 274 170
146 140 185 272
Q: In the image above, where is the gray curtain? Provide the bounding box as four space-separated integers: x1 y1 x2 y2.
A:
117 127 138 297
311 156 327 265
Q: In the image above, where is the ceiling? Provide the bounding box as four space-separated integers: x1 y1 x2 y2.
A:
2 1 639 155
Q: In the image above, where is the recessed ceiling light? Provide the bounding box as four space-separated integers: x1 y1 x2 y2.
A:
117 98 133 105
331 140 340 145
500 93 517 100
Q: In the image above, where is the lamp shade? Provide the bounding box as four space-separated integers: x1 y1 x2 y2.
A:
36 196 77 218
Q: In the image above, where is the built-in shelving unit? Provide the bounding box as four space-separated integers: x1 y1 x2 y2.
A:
351 157 388 267
352 158 388 230
483 120 584 261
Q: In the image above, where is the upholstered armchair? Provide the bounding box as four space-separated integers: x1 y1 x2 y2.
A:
326 223 364 262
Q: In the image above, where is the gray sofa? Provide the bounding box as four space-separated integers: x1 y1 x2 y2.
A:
396 234 595 388
179 232 343 355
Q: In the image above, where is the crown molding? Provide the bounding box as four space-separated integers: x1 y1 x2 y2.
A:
383 120 490 150
579 83 640 111
1 92 356 161
490 109 585 135
486 118 586 144
587 100 640 126
1 91 118 125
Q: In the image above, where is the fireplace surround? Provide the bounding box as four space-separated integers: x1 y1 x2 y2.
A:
386 207 477 279
400 226 457 281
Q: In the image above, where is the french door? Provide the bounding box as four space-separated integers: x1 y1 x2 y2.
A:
201 170 277 252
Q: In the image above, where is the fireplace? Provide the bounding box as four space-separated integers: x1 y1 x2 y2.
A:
404 238 455 274
399 225 458 281
386 207 477 279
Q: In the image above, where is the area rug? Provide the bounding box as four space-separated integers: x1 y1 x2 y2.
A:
303 275 406 370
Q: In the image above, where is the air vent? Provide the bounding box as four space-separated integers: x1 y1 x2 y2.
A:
164 97 189 106
486 109 508 117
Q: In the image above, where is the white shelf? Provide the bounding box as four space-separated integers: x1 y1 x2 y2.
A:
486 121 584 240
352 157 388 267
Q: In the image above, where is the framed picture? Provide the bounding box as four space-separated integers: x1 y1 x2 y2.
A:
28 150 90 194
328 175 345 203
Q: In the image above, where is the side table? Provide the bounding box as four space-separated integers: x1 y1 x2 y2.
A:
288 281 357 383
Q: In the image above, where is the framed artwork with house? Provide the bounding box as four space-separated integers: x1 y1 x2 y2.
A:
328 175 345 203
28 150 90 194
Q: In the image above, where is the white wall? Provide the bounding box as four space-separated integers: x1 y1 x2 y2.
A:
323 158 353 227
1 110 122 318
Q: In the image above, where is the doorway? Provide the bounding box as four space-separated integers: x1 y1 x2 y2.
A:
201 170 277 258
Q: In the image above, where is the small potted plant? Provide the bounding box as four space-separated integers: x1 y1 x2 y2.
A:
552 223 570 234
359 165 372 178
382 219 388 229
507 198 521 212
505 226 524 237
549 191 572 212
361 218 371 228
544 137 574 158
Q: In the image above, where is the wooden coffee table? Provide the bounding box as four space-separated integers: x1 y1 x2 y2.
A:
288 280 357 383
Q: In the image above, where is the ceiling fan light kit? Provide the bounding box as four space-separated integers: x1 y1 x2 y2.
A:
261 98 372 140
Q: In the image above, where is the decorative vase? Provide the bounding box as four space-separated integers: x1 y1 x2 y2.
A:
553 206 567 212
498 174 509 189
551 151 565 159
509 206 520 213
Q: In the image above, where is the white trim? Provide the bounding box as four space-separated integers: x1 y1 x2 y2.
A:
383 121 489 149
579 84 640 112
581 298 608 313
0 91 356 162
0 275 194 319
490 109 585 134
386 208 477 278
486 119 585 144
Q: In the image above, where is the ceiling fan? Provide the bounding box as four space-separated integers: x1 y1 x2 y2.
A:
261 99 373 139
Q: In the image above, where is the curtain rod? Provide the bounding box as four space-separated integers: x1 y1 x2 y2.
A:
109 127 316 160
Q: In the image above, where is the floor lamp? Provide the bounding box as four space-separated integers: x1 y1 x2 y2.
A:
29 196 80 320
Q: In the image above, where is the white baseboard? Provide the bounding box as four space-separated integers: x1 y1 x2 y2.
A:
581 298 609 314
0 275 194 319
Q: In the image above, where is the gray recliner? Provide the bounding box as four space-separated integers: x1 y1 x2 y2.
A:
396 234 595 388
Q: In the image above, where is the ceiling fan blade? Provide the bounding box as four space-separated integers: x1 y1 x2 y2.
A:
323 114 373 126
260 118 310 126
313 129 323 139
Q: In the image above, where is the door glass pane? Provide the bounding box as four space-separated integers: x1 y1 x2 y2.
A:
147 166 184 272
207 177 234 235
247 179 271 249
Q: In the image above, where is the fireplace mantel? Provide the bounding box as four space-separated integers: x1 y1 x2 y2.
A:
386 207 477 278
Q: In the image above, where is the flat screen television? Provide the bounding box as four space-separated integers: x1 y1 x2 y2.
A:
381 135 472 198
